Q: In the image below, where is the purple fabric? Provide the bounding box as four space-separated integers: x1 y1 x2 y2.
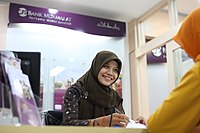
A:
9 3 126 37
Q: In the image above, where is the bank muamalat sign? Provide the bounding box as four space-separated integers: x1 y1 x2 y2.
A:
9 3 126 37
18 7 72 25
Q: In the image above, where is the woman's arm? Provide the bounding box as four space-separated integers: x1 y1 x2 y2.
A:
62 87 90 126
62 87 129 127
88 113 129 127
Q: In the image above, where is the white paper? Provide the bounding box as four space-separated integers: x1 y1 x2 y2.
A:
126 119 147 128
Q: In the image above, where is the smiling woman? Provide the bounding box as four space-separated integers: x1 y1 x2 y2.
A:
62 50 129 127
97 60 119 87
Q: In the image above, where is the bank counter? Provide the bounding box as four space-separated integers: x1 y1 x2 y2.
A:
0 126 148 133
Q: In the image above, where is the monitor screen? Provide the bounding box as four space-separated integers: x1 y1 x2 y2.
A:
13 51 41 107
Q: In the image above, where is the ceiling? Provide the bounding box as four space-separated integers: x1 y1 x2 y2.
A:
0 0 164 22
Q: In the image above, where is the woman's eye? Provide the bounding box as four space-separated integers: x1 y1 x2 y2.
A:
104 64 109 69
113 68 119 73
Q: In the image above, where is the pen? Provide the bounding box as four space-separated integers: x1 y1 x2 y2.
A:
114 106 123 114
112 105 125 114
112 107 122 128
112 105 130 122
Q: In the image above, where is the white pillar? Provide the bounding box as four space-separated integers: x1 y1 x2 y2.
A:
0 3 9 50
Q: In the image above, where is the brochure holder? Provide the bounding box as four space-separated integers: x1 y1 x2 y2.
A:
0 81 19 125
0 51 41 126
0 82 12 118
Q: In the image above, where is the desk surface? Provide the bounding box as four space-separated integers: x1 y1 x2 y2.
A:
0 126 148 133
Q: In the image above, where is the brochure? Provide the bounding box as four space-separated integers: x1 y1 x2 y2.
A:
6 63 41 126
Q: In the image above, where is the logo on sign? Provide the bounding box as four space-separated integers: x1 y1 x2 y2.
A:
151 47 162 57
18 8 27 17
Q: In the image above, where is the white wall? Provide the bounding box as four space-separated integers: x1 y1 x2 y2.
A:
147 63 169 114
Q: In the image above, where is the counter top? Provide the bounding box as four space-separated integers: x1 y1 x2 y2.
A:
0 126 148 133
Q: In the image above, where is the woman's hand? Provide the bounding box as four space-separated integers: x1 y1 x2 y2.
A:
191 122 200 133
109 113 129 127
135 116 146 125
94 113 129 127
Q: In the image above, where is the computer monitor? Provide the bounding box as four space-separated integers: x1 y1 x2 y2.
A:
13 51 41 107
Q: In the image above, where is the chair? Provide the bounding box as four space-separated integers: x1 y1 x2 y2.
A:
44 110 63 125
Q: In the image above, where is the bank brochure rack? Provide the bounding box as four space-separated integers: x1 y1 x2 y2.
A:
0 51 41 126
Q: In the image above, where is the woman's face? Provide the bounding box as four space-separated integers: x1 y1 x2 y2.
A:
98 60 119 86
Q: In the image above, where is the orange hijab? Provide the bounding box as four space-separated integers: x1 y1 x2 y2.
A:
173 8 200 62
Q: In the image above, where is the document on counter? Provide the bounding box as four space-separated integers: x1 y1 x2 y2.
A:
126 119 147 128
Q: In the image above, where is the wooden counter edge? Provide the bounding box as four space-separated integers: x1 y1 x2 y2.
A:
0 125 148 133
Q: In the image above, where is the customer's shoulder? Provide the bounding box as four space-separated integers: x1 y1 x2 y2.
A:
190 61 200 76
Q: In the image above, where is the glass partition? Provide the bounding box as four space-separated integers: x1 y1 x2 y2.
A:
173 47 194 85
